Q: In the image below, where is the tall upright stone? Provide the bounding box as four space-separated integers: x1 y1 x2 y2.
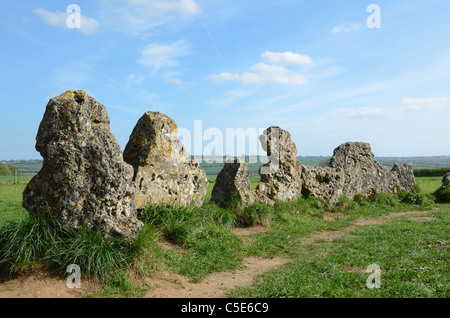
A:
23 90 143 238
123 111 208 208
211 158 254 205
254 126 302 205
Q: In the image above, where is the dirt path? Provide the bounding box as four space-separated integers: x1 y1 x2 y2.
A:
0 210 437 298
300 210 437 245
144 257 290 298
144 224 289 298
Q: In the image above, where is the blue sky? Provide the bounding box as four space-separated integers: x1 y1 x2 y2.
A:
1 0 449 160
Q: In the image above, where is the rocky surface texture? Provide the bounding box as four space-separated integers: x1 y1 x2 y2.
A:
391 163 416 192
301 166 345 205
253 126 303 205
123 111 208 208
22 90 143 238
329 142 415 199
211 158 254 205
443 172 450 187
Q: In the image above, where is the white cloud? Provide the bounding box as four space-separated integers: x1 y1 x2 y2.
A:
34 8 99 35
126 0 201 18
210 62 308 86
139 40 192 71
328 96 450 119
165 78 195 85
261 51 313 65
402 97 450 111
331 23 362 34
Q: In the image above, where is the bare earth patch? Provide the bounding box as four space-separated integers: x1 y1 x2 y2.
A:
0 271 98 298
301 210 435 246
233 225 267 243
145 257 290 298
409 217 438 222
300 230 351 245
233 225 267 236
343 265 387 274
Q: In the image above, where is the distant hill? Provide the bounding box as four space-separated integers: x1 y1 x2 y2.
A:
199 156 450 178
299 156 450 170
0 163 17 176
0 160 41 176
2 156 450 178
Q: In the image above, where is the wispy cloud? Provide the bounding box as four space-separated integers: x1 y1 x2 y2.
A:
100 0 202 35
138 40 192 71
206 88 255 107
34 8 99 35
203 23 223 60
331 23 362 34
402 97 450 112
328 96 450 119
165 77 195 86
126 73 146 89
127 0 202 18
261 51 313 65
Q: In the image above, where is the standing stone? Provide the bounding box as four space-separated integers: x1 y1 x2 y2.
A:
211 158 254 205
254 126 302 205
123 111 208 208
23 90 143 238
443 172 450 187
329 142 415 199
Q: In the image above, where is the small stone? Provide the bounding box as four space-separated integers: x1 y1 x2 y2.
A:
211 158 255 205
442 172 450 187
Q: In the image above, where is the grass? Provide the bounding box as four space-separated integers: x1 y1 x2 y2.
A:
0 185 28 227
0 176 34 185
0 176 448 298
228 208 450 298
415 176 443 194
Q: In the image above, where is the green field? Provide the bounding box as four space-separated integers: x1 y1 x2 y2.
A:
0 176 443 227
3 157 449 185
0 185 28 227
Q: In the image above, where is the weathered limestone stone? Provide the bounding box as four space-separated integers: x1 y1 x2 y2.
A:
391 163 415 192
254 126 302 205
329 142 415 199
123 111 208 208
211 158 254 205
443 172 450 187
23 90 143 238
301 166 345 205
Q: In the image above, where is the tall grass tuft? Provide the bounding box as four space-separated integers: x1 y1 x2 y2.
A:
234 202 272 227
0 213 136 280
433 186 450 203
